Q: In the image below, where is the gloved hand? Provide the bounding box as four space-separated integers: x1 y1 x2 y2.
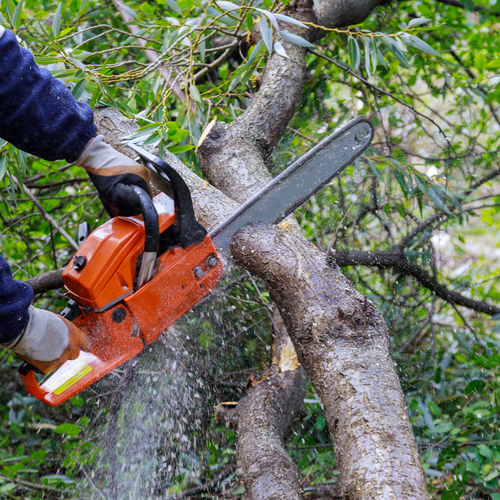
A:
77 135 170 217
11 306 89 374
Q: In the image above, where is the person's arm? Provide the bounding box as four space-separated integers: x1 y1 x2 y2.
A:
0 257 88 374
0 29 172 375
0 27 97 162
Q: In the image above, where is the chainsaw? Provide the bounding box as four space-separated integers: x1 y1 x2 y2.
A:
18 117 373 406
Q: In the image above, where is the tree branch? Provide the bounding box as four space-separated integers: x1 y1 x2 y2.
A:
223 310 308 500
432 0 500 16
331 249 500 316
25 268 64 295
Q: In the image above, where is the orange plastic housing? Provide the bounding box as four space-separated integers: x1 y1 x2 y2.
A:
20 194 223 406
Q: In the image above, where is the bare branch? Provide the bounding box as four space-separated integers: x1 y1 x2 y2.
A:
331 249 500 316
20 182 78 250
25 268 64 295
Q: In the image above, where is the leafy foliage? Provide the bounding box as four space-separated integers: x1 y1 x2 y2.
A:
1 0 500 498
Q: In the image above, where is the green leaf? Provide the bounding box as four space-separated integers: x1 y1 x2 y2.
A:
189 84 201 102
4 0 16 27
484 469 499 481
487 58 500 69
434 422 453 433
71 79 87 100
12 0 23 28
382 35 411 69
35 56 62 64
248 39 264 64
0 483 17 494
364 37 371 78
477 444 492 458
408 17 431 28
52 2 62 39
401 34 440 58
348 36 360 71
464 380 485 394
259 18 273 54
169 144 194 154
215 0 240 10
54 423 80 437
274 41 288 59
367 159 383 180
165 0 182 15
273 12 307 28
256 9 279 30
371 39 378 73
427 401 442 416
228 75 241 91
246 12 253 32
0 155 8 183
490 494 500 500
279 31 314 48
118 2 138 19
315 414 326 431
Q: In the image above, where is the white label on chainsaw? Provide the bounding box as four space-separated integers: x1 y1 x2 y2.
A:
42 351 96 394
153 193 175 215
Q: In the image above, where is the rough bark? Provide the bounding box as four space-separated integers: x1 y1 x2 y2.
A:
231 224 429 499
235 365 307 500
26 268 64 295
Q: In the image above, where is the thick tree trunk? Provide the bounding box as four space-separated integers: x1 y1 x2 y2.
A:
231 224 429 499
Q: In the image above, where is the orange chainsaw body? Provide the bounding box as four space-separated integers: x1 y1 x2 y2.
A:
20 193 223 406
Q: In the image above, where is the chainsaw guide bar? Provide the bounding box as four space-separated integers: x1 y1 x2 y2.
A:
18 117 373 406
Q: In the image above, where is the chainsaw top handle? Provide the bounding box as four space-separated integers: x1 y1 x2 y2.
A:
126 143 207 249
114 184 159 254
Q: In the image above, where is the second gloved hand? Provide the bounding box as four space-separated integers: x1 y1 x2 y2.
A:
12 307 89 374
77 135 169 217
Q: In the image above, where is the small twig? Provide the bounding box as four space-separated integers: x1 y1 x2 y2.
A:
289 443 335 450
300 464 315 487
76 458 107 500
309 49 450 143
167 463 237 499
20 182 78 250
0 474 66 494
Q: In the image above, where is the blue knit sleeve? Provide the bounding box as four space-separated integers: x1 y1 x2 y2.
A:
0 256 33 346
0 29 97 163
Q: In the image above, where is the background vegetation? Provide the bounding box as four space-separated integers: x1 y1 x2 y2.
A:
0 0 500 498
